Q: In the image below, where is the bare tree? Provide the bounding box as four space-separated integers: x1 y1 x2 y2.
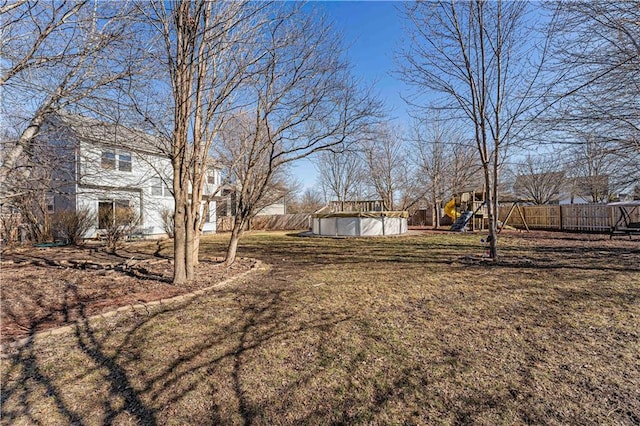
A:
297 188 326 213
147 0 270 283
565 138 631 203
412 118 446 228
547 1 639 153
512 154 565 204
541 1 640 193
0 0 142 190
52 207 94 245
6 132 77 243
315 144 365 204
411 116 482 227
400 1 546 259
361 123 409 211
216 8 380 265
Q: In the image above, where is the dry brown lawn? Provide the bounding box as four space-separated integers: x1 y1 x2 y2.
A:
1 230 639 425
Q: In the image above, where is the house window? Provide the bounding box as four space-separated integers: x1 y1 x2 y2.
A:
150 177 171 197
151 178 163 196
118 152 132 172
207 169 216 185
101 151 116 169
101 150 132 172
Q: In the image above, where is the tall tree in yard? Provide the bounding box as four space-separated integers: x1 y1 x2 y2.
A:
150 0 268 283
399 1 547 260
216 8 380 266
411 117 481 228
512 154 565 205
315 144 365 204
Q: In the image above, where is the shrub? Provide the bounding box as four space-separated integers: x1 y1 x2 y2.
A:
160 208 175 238
99 205 139 253
53 208 95 245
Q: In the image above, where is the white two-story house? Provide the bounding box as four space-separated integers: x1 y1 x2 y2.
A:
42 112 220 239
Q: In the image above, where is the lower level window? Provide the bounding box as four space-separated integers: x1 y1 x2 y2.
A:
98 200 135 229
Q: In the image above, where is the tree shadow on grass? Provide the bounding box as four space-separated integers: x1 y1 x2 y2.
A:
213 232 639 273
3 235 638 424
1 265 358 425
1 282 160 425
4 262 448 424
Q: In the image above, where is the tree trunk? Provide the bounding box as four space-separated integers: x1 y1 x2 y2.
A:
173 197 187 285
483 165 498 261
193 231 201 266
224 215 245 266
185 206 195 282
193 200 210 266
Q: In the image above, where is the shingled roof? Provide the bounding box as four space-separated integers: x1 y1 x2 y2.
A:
45 112 170 157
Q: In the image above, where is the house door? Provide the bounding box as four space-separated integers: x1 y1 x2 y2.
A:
98 201 112 229
98 200 134 229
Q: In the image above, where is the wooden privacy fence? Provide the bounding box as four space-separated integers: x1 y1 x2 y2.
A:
408 204 637 232
218 205 636 233
217 213 311 232
498 204 637 232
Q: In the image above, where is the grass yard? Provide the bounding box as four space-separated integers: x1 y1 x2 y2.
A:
1 230 639 425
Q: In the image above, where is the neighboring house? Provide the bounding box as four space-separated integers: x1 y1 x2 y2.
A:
40 113 221 238
216 186 287 218
256 198 286 216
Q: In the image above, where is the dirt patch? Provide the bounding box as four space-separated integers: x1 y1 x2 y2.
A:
1 244 254 343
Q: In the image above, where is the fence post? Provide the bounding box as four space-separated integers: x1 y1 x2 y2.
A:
559 205 563 231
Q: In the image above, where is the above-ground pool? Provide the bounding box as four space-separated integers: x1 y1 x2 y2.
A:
311 211 408 237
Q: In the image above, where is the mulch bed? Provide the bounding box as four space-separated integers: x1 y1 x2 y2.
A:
1 245 254 343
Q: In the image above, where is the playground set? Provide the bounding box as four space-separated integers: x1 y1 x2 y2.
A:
443 192 639 239
444 191 530 233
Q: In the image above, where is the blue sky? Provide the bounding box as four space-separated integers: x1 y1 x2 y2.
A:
294 1 408 191
317 1 408 118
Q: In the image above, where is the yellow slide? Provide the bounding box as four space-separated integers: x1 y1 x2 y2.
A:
444 198 460 220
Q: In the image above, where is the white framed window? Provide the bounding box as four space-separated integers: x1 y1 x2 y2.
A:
207 169 216 185
150 177 171 197
101 150 132 172
151 178 163 196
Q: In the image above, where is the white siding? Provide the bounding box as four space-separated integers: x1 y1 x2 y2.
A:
77 141 220 238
